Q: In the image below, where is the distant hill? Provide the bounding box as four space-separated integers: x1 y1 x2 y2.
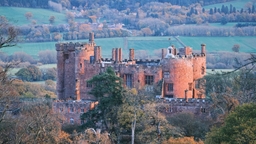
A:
0 7 66 26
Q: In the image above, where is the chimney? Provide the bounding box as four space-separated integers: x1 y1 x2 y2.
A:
162 48 165 59
112 48 116 61
89 32 94 43
118 48 122 62
94 46 101 63
129 49 135 60
201 44 206 54
115 48 119 63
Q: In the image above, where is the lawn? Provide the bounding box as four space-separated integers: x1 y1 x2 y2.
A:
0 7 67 26
203 0 252 10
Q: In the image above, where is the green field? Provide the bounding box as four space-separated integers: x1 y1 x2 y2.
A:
209 22 256 27
0 7 67 26
1 36 256 59
179 36 256 53
0 37 181 58
203 0 252 10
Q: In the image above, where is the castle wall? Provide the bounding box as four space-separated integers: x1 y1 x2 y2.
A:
53 100 92 124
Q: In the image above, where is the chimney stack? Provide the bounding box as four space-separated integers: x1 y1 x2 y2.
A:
118 48 122 62
129 49 135 60
115 48 119 63
201 44 206 54
89 32 94 43
94 46 101 63
112 48 116 61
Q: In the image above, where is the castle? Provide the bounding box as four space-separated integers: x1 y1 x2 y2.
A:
53 33 207 124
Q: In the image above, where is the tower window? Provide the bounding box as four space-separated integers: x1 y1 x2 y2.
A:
164 72 170 78
188 83 192 90
201 66 205 75
167 83 173 91
195 80 200 88
70 118 74 124
145 75 154 85
86 82 92 88
80 63 82 68
125 74 133 88
64 54 69 60
70 107 74 113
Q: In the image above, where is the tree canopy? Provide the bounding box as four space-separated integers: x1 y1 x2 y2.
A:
205 103 256 144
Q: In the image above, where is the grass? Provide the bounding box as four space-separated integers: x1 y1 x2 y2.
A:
179 36 256 53
203 0 252 10
206 69 234 75
0 7 67 26
0 36 181 58
1 36 256 59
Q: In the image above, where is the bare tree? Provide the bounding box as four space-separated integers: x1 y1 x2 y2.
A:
0 16 18 48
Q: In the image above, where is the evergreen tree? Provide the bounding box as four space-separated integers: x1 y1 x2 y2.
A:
233 7 236 13
214 7 217 13
209 8 213 15
202 8 205 13
230 4 233 13
81 67 125 143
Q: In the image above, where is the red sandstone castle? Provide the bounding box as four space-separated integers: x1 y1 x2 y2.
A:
55 33 206 101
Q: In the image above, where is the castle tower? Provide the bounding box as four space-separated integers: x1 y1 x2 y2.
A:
56 43 76 100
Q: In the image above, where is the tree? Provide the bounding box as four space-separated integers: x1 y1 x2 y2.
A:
0 16 18 48
232 44 240 52
82 67 124 143
15 65 42 81
38 50 57 64
0 16 18 127
49 16 55 24
220 16 228 25
168 112 212 140
0 101 67 143
163 137 204 144
25 12 33 20
205 103 256 144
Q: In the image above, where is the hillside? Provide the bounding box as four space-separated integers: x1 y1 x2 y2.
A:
0 7 66 26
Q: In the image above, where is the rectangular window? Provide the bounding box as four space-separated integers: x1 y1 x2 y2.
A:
167 83 173 91
188 83 192 90
165 95 173 98
195 80 200 88
201 66 205 75
70 118 74 124
125 74 132 88
86 82 92 88
70 107 74 113
64 54 69 60
164 72 170 78
145 75 154 85
81 108 84 113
